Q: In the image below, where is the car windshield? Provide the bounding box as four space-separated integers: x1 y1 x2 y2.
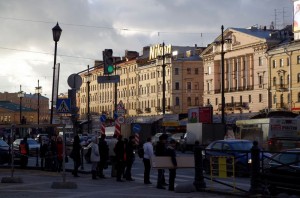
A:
230 141 252 151
0 140 9 147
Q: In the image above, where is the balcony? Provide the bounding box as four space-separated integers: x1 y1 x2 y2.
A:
275 84 288 92
218 102 249 111
155 107 162 112
136 108 143 114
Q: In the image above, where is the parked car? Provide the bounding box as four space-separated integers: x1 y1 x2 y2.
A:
170 132 185 150
0 139 10 165
202 139 270 177
13 138 40 156
262 148 300 195
35 134 48 143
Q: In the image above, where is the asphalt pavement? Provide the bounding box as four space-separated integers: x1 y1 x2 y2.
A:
0 154 254 198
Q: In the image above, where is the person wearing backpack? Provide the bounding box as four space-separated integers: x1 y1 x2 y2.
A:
143 137 154 184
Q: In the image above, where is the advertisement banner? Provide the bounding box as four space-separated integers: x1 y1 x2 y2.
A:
294 0 300 32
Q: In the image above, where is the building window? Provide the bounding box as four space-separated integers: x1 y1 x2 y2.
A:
298 74 300 83
195 68 199 74
259 75 263 86
272 60 276 68
207 99 210 105
187 82 192 90
215 98 218 105
280 58 284 67
274 95 277 104
259 94 262 102
297 55 300 64
195 97 199 106
273 77 276 86
258 57 263 66
208 66 212 74
249 95 252 103
194 82 199 90
175 82 179 90
175 68 179 75
187 68 191 74
231 96 234 104
287 57 290 66
187 97 191 106
175 97 180 105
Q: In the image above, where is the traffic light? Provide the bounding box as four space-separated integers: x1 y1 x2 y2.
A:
103 49 114 75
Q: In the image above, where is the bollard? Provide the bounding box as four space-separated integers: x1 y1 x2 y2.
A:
249 141 263 195
80 147 84 170
193 145 206 191
36 147 39 167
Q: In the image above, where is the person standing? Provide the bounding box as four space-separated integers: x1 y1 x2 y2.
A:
50 136 57 171
143 137 154 184
90 136 100 179
19 136 29 168
155 134 168 189
71 135 81 177
166 139 177 191
108 134 118 177
56 136 63 172
98 134 109 178
124 135 135 181
39 137 48 170
114 135 125 182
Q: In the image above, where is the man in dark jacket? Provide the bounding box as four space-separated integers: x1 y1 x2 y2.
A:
114 135 125 182
19 136 29 168
166 139 177 191
124 135 135 181
155 134 168 189
98 134 109 178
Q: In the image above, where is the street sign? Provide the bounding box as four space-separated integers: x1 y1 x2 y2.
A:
133 124 141 133
100 114 107 122
97 75 120 83
117 116 125 124
56 99 71 114
67 74 82 90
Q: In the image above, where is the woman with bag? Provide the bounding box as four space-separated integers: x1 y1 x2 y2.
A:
90 136 100 179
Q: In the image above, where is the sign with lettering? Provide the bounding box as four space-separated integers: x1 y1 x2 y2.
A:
149 44 171 60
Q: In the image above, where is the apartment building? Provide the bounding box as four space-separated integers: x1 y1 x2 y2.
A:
78 45 204 119
201 26 288 115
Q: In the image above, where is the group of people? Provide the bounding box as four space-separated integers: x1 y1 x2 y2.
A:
142 134 177 191
68 132 177 191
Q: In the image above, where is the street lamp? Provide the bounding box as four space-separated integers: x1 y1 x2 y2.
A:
85 65 91 134
18 85 25 124
220 25 232 125
35 80 42 125
50 22 62 124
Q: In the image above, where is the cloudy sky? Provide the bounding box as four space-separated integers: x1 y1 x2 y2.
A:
0 0 293 101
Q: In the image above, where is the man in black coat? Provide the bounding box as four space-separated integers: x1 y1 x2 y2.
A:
124 135 135 181
166 139 177 191
155 134 168 189
114 135 125 182
98 134 109 178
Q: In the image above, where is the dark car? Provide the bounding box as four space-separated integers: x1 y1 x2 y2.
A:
202 139 269 177
262 148 300 195
13 138 40 156
0 139 10 165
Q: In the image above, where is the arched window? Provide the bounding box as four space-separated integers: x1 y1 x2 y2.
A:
273 77 276 86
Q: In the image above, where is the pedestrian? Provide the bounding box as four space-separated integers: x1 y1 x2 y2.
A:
56 136 63 172
49 135 57 171
19 136 29 168
143 137 154 184
166 139 177 191
108 134 118 177
71 135 81 177
124 135 135 181
98 134 109 178
155 134 168 189
40 137 48 170
90 136 100 179
114 135 126 182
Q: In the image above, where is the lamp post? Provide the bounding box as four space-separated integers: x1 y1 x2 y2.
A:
85 65 91 134
162 42 166 115
221 25 225 125
18 85 25 124
50 22 62 124
35 80 42 125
